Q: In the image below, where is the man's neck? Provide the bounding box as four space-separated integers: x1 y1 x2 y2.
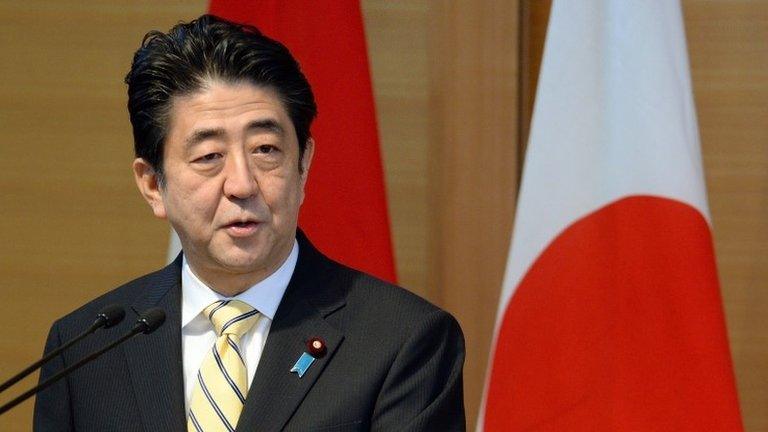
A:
185 247 295 297
194 271 270 297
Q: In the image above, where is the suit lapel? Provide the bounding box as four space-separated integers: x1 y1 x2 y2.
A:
236 234 346 431
123 258 187 431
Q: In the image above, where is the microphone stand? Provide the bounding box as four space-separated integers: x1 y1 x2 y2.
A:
0 305 124 394
0 308 163 416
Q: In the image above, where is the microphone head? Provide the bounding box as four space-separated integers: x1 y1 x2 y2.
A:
95 304 125 329
136 308 166 334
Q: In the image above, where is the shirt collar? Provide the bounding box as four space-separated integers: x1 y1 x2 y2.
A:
181 239 299 328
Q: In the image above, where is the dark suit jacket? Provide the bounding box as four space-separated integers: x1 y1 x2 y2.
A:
33 233 465 431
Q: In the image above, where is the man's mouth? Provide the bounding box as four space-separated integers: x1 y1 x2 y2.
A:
229 221 257 228
224 220 261 237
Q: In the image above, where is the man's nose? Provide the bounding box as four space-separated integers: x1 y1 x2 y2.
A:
222 153 258 199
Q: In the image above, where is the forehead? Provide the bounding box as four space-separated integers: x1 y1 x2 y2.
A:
165 80 295 142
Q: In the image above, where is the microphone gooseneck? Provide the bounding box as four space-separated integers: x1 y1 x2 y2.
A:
0 307 166 416
0 304 126 395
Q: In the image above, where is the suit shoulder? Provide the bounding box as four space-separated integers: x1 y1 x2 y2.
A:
51 263 176 334
328 262 461 335
336 264 435 308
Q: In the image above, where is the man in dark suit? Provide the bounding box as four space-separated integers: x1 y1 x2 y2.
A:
34 14 465 432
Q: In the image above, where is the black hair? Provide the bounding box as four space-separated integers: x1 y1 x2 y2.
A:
125 14 317 182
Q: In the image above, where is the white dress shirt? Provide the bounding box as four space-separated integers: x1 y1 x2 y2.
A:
180 240 298 412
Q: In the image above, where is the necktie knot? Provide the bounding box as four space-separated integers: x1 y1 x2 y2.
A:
204 300 259 337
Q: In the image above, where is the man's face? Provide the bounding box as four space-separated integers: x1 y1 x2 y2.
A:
133 80 313 291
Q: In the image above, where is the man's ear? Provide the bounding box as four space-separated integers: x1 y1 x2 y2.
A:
298 138 314 205
132 158 167 219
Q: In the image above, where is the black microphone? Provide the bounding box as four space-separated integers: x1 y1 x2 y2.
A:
0 307 165 416
0 304 125 394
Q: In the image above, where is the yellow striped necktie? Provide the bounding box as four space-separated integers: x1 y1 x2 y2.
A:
188 300 260 432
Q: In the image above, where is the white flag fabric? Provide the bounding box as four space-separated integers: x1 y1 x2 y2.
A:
167 228 181 264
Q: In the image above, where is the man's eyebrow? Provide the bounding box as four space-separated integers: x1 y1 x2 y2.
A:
185 128 226 147
184 119 285 147
245 119 285 136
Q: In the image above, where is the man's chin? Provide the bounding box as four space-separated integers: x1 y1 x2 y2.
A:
215 254 269 274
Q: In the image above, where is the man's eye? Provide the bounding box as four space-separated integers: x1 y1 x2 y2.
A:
255 145 279 155
194 153 222 162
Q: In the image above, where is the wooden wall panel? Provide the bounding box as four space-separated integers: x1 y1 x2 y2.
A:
684 2 768 430
519 0 551 159
361 0 432 298
428 1 521 427
363 2 522 427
